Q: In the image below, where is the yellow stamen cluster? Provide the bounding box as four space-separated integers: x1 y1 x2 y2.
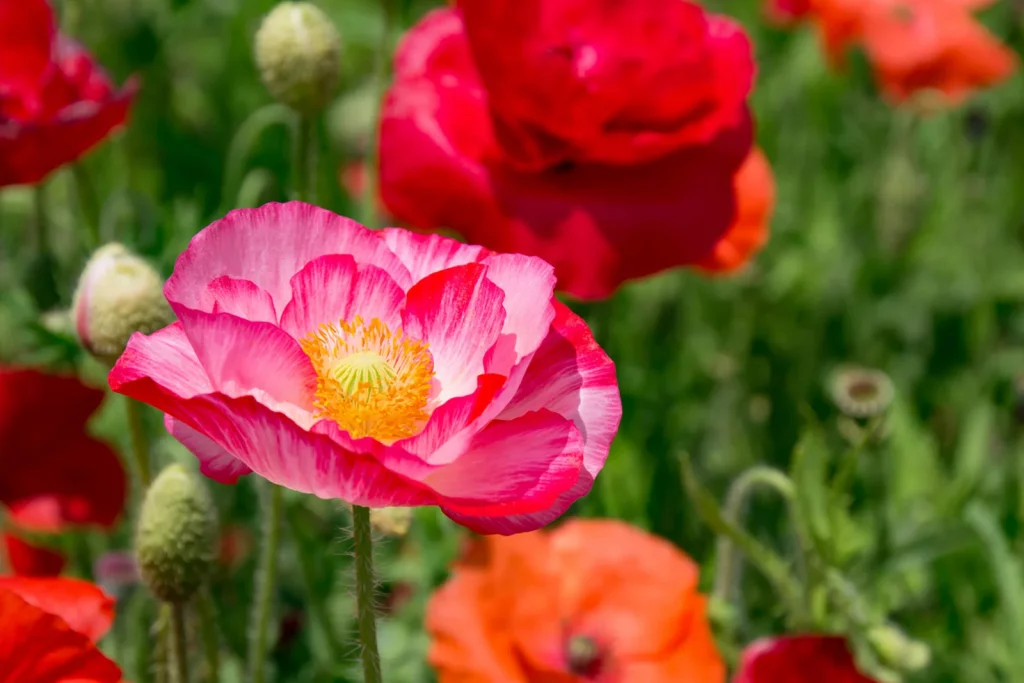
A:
300 316 434 443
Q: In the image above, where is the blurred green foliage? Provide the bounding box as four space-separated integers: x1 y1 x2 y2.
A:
4 0 1024 681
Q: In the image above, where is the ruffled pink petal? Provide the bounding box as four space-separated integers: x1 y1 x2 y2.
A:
480 253 556 374
279 254 405 339
164 414 252 484
175 308 317 422
379 228 489 283
109 323 213 399
402 263 506 404
165 202 413 316
430 409 583 523
461 301 619 532
207 276 277 324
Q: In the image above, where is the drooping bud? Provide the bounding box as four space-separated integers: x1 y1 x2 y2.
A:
828 365 895 420
254 2 341 114
136 465 218 604
72 243 174 366
867 624 931 673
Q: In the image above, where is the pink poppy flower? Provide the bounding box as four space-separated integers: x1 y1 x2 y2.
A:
735 635 877 683
109 202 620 534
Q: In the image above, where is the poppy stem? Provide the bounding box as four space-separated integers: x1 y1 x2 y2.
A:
247 482 283 683
361 0 393 229
72 163 101 248
169 602 190 683
196 588 221 683
352 505 383 683
125 398 153 488
293 114 317 204
26 184 61 311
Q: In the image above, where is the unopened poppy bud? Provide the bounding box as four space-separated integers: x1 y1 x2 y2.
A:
136 464 218 604
254 2 341 114
867 624 931 672
72 243 173 366
828 365 895 420
370 506 413 537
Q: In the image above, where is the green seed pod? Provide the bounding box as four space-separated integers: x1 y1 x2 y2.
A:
136 465 218 604
254 2 341 114
72 243 174 366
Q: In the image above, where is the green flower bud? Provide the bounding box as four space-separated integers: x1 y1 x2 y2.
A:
136 465 218 604
868 624 931 673
72 243 174 366
254 2 341 114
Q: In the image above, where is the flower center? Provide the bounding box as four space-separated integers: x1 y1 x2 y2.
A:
300 316 434 443
565 634 604 678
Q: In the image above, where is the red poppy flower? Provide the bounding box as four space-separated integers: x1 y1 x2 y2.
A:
0 0 137 187
0 576 122 681
379 0 772 300
0 368 127 576
735 635 877 683
426 519 725 682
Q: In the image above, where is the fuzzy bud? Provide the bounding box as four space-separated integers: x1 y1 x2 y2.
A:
868 624 931 673
254 2 341 114
72 243 173 366
136 465 218 604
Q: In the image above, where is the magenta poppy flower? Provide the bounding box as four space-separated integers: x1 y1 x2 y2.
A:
109 202 620 534
0 368 127 576
0 0 137 187
378 0 766 300
735 635 878 683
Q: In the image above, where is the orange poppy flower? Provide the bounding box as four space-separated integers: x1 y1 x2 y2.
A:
697 147 776 274
859 0 1017 103
781 0 1015 103
426 519 725 683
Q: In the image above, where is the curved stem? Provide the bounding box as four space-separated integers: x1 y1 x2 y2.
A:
220 103 294 214
125 398 153 489
352 505 383 683
247 483 283 683
361 0 393 229
169 602 190 683
196 589 221 683
712 466 798 605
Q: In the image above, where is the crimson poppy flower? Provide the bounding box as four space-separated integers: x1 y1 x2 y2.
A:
0 576 122 680
427 519 725 682
0 368 127 576
0 0 137 187
735 635 877 683
378 0 772 300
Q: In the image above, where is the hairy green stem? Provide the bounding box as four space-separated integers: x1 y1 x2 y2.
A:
247 483 283 683
293 115 317 203
169 602 190 683
352 505 383 683
196 589 221 683
125 399 153 488
361 0 393 228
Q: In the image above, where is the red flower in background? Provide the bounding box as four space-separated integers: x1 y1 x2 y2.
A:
379 0 774 300
770 0 1016 104
427 519 725 682
0 576 122 680
0 0 137 187
0 368 127 576
735 635 877 683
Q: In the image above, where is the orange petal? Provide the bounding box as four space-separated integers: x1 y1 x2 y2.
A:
0 576 115 642
697 147 775 274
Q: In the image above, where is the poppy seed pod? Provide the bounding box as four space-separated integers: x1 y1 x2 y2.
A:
135 465 218 604
72 243 174 366
254 2 341 114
